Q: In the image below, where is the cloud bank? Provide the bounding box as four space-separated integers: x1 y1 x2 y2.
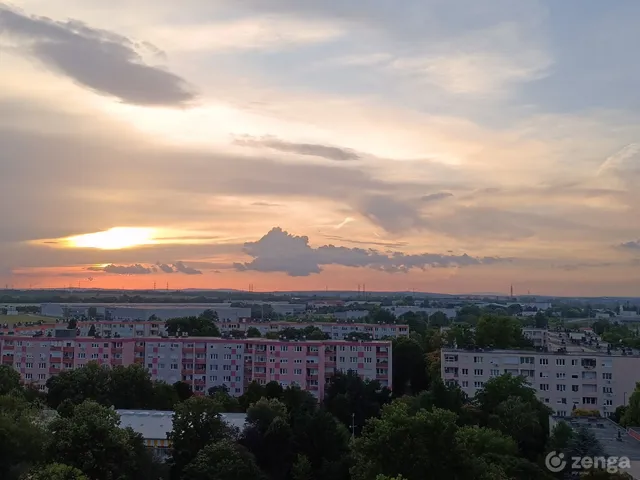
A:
234 227 506 276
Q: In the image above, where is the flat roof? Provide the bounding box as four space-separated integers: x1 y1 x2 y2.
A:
116 410 247 439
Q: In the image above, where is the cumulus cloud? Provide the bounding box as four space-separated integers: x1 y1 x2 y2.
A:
0 4 196 106
234 227 505 276
620 240 640 250
89 262 202 275
421 192 453 202
157 263 175 273
234 135 360 161
88 264 153 275
173 261 202 275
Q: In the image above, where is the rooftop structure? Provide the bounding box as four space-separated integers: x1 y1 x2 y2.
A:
550 416 640 479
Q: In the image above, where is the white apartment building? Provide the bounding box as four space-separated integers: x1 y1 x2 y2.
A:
441 347 640 418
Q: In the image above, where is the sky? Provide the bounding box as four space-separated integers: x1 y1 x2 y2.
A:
0 0 639 296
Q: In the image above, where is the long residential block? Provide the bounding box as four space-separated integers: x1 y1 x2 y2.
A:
2 321 409 340
441 347 639 418
0 336 392 399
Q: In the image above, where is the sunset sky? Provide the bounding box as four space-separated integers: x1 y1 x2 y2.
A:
1 1 639 296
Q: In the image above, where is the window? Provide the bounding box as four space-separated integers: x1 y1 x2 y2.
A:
210 353 218 359
603 387 613 394
557 385 566 391
571 359 578 366
281 346 288 352
462 381 469 387
540 384 549 391
490 369 500 376
539 372 549 378
294 369 302 375
603 373 612 380
350 357 357 363
209 364 218 370
604 400 613 406
223 354 231 360
294 346 303 352
170 364 178 370
539 358 549 365
572 385 579 392
26 362 33 368
280 368 287 375
473 369 483 376
556 372 566 379
462 368 469 375
474 381 484 388
473 356 483 363
556 359 565 366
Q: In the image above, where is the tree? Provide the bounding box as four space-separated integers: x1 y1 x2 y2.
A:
87 307 97 319
239 381 266 411
291 455 313 480
87 325 96 337
46 400 153 480
474 374 551 460
66 319 77 330
391 337 428 396
264 381 284 400
567 425 604 459
351 402 509 480
621 382 640 426
290 409 350 480
475 315 530 349
109 364 155 409
0 365 21 395
547 420 573 453
0 395 46 480
165 313 221 337
242 398 293 480
150 381 180 410
45 362 111 409
246 327 262 338
181 440 263 480
324 371 392 436
169 396 237 477
173 381 193 402
21 463 88 480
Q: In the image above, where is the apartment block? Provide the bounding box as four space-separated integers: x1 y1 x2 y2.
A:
0 336 392 399
67 320 409 340
441 348 639 417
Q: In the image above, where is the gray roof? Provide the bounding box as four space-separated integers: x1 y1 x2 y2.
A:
116 410 247 440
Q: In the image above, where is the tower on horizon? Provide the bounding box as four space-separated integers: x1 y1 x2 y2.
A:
510 284 514 298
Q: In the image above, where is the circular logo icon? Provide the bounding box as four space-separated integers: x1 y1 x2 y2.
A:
545 451 566 472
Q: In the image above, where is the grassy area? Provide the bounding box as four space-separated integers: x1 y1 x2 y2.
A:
0 314 56 325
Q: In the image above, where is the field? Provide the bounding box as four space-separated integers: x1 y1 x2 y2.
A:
0 314 56 325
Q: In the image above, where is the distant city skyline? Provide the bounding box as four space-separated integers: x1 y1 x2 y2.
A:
1 1 639 297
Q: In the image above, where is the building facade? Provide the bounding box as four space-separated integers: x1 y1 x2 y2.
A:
0 336 392 399
441 347 639 418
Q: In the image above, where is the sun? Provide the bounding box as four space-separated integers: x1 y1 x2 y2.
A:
63 227 157 250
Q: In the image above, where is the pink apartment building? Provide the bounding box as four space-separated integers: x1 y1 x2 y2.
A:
0 336 392 399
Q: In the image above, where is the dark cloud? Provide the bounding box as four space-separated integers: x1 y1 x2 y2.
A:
234 135 360 161
0 4 196 106
620 240 640 250
251 201 281 207
421 192 453 202
234 227 504 276
87 261 201 275
157 263 175 273
173 261 202 275
88 264 153 275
